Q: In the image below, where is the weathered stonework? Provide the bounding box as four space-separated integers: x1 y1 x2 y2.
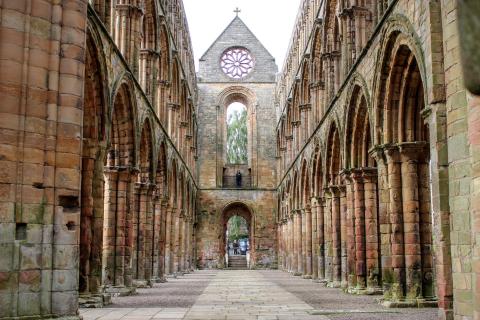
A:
276 1 478 320
195 16 278 269
0 1 479 320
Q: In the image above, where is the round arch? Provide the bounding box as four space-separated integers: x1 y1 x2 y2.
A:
221 202 255 268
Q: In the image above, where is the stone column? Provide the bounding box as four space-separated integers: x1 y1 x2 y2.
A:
173 208 181 274
352 170 367 291
330 186 341 287
385 145 405 300
363 168 381 293
418 149 434 299
132 182 147 286
289 214 294 273
311 199 319 280
179 211 186 273
317 197 326 281
399 143 423 300
324 189 333 283
102 167 136 295
370 146 391 296
343 172 356 291
151 192 161 283
301 209 307 276
102 168 119 288
339 185 348 289
164 205 174 275
144 184 155 285
114 2 143 75
298 210 304 275
139 50 159 103
304 205 313 278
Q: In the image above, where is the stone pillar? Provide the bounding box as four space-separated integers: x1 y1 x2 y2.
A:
151 193 161 283
370 147 391 296
301 208 307 276
317 197 326 281
305 205 313 278
399 143 423 300
295 210 303 275
102 167 136 295
173 209 181 274
164 205 174 275
352 170 366 291
114 2 143 75
132 183 147 286
363 168 381 293
324 189 334 283
102 168 118 288
330 186 341 287
144 184 155 284
311 199 319 280
289 214 294 273
343 172 356 291
339 185 348 289
139 50 159 103
385 145 405 300
418 149 434 299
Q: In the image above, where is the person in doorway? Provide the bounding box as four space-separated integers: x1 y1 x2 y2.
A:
233 240 239 255
236 170 242 187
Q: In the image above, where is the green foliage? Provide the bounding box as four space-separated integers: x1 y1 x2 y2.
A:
227 215 248 241
226 108 247 164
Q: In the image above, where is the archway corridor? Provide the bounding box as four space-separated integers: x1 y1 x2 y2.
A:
80 270 437 320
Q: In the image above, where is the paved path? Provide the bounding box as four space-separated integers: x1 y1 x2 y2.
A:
80 270 437 320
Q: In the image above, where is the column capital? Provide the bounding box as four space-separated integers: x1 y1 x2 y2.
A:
398 141 429 162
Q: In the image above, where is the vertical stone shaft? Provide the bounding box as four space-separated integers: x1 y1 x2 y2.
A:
400 146 422 299
173 208 180 273
345 176 356 289
311 201 319 280
297 211 304 274
340 186 348 289
317 198 326 280
363 170 380 291
301 209 307 275
102 169 118 286
164 206 173 275
385 147 405 299
331 187 341 287
324 192 333 283
418 156 434 298
353 172 366 289
305 206 313 278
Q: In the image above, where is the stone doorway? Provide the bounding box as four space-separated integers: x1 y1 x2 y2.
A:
221 202 254 269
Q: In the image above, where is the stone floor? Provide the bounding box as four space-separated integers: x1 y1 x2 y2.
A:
80 270 438 320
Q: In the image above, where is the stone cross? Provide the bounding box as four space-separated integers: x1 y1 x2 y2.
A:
234 7 241 17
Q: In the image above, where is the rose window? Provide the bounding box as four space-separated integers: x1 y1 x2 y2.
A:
220 47 254 79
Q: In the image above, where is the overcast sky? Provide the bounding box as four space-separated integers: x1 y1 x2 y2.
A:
182 0 302 72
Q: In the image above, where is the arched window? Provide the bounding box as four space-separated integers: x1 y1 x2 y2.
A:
226 102 247 164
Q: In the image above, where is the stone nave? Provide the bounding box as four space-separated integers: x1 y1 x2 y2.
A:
0 1 479 320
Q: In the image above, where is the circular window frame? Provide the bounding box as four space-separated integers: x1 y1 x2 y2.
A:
220 47 255 80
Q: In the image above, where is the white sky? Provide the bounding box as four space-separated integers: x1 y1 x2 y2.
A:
182 0 302 72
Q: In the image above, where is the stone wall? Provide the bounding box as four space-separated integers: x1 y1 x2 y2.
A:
274 0 477 319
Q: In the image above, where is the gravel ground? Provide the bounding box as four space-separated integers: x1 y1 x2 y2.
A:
259 270 438 320
110 270 217 308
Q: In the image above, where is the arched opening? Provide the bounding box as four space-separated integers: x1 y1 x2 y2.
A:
79 32 107 301
102 83 135 293
226 102 248 164
222 202 254 269
376 33 434 303
217 88 257 189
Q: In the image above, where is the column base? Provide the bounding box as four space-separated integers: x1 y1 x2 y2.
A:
366 286 383 295
104 285 136 297
132 279 152 288
381 298 438 308
293 272 302 276
302 275 312 279
313 279 328 284
327 281 341 288
79 293 112 308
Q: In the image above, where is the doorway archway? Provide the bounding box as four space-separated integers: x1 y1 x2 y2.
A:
221 202 255 268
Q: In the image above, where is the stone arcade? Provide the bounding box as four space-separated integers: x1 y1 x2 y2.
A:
0 1 479 320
